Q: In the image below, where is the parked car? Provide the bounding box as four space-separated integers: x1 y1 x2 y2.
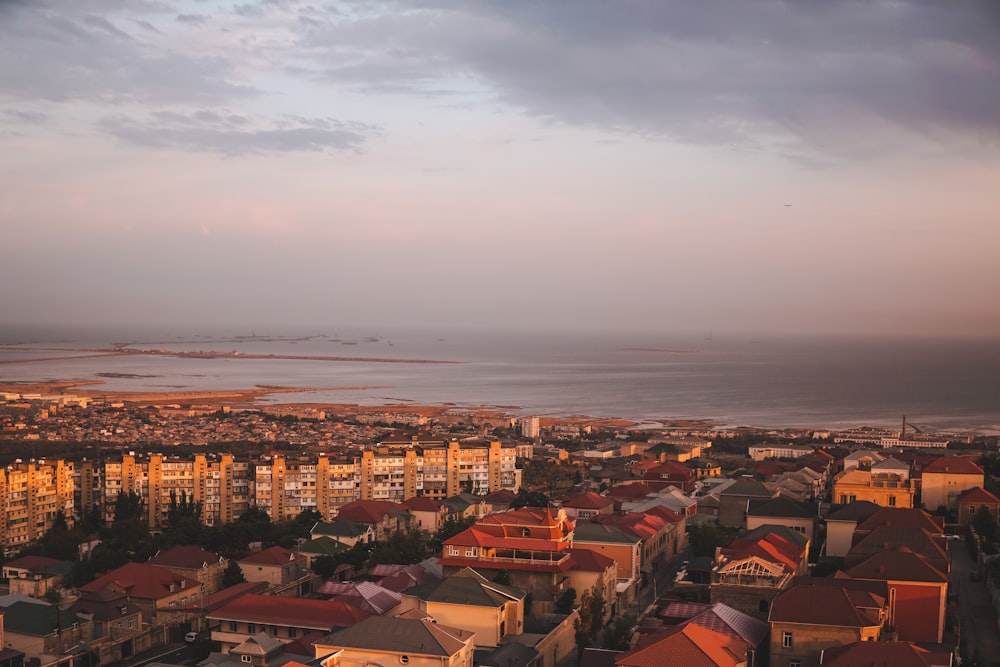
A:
185 632 199 643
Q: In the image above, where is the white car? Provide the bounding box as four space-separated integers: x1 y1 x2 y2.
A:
185 632 199 643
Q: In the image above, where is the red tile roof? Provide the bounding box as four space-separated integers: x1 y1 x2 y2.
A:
81 563 199 601
208 593 371 630
921 456 984 476
239 546 306 567
562 492 616 510
567 548 616 573
821 640 952 667
337 500 405 523
769 582 885 627
400 496 444 512
149 546 224 570
957 486 1000 505
846 547 949 583
855 507 944 534
616 623 748 667
4 555 61 572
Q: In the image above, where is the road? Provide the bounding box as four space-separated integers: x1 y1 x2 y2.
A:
109 639 211 667
949 537 1000 666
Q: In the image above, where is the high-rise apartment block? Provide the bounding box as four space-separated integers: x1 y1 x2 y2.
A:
103 453 252 528
94 437 519 528
0 459 75 554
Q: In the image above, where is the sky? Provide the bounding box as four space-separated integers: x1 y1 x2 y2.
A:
1 0 999 338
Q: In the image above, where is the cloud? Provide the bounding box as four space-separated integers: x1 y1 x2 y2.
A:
98 108 377 154
294 0 1000 159
176 13 209 25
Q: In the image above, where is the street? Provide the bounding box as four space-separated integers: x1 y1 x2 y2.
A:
949 537 1000 665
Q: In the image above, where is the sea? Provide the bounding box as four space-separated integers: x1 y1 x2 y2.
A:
1 326 998 434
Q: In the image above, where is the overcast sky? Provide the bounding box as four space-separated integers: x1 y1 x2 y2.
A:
1 0 999 338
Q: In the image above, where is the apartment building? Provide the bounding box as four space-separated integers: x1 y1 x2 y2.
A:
0 459 75 554
103 453 252 528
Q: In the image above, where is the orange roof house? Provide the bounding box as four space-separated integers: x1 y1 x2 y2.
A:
615 623 748 667
957 486 1000 528
920 456 984 512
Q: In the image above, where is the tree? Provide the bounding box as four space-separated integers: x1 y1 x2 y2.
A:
311 555 338 580
972 505 998 542
492 570 512 586
603 612 636 651
222 559 246 588
510 489 550 509
573 587 607 659
367 528 432 567
555 587 577 614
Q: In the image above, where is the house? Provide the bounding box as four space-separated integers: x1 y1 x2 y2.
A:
844 547 949 643
768 578 887 667
313 615 475 667
560 492 616 519
310 519 375 547
819 640 952 666
0 612 25 667
336 500 413 540
442 493 491 521
1 601 91 667
238 546 308 588
831 468 914 508
565 549 618 623
573 521 643 609
149 545 228 595
745 497 817 544
718 478 776 528
398 568 525 647
80 562 201 621
710 525 809 620
615 623 749 667
920 457 985 512
1 556 72 599
314 580 402 615
641 461 697 493
620 486 698 518
823 502 881 558
208 593 371 651
439 508 576 608
297 536 349 572
957 487 1000 528
67 588 142 640
400 496 447 533
657 602 770 666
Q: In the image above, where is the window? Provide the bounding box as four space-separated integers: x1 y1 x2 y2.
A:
247 623 256 633
288 628 297 638
888 495 896 506
839 495 847 504
848 495 857 503
522 528 531 537
790 661 801 667
241 656 252 664
229 622 238 632
782 632 793 648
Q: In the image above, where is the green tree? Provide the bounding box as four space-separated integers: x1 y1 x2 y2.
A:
222 559 246 588
510 489 550 509
367 528 432 567
573 586 606 659
311 555 338 580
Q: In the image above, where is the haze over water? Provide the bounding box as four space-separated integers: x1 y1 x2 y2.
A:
2 326 998 434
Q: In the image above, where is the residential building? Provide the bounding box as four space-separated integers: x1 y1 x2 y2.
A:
398 568 525 647
957 487 1000 528
148 545 228 596
920 456 985 512
657 602 769 667
615 623 749 667
208 593 370 651
745 497 817 545
0 459 75 554
314 615 475 667
768 579 888 667
2 556 71 599
819 640 952 666
844 547 950 643
822 502 881 558
718 478 776 529
238 546 308 588
560 492 616 519
439 508 577 608
80 562 201 622
831 468 914 508
67 588 142 640
710 525 809 620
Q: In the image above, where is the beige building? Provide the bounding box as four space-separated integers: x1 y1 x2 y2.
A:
832 468 914 508
0 459 75 555
920 456 984 512
103 453 251 528
315 616 475 667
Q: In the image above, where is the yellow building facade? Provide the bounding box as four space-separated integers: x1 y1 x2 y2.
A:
832 468 914 508
0 460 76 554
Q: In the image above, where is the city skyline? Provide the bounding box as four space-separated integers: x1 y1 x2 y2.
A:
2 1 999 337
